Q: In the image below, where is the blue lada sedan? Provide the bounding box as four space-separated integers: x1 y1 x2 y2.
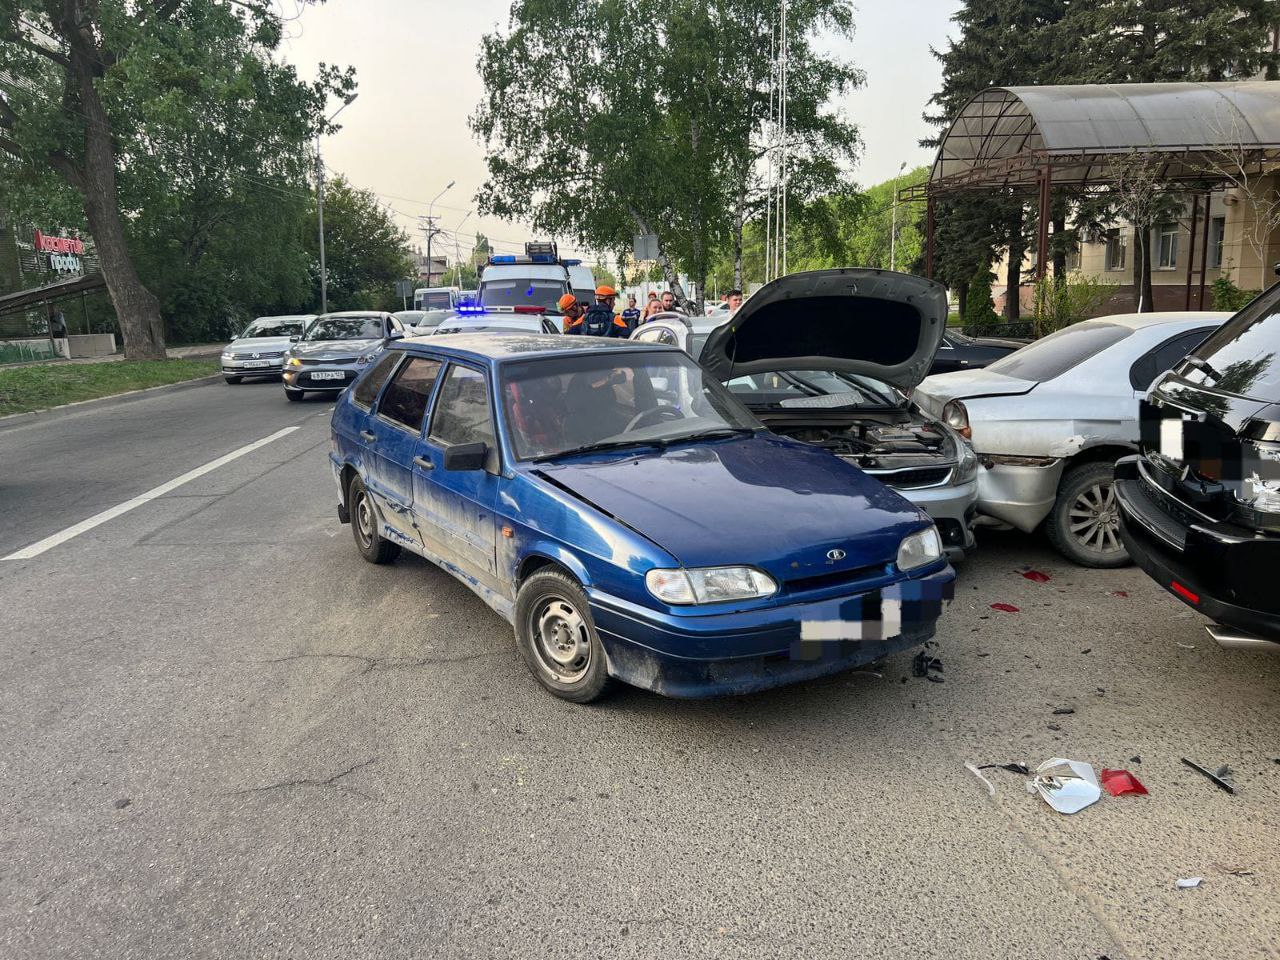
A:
329 332 954 702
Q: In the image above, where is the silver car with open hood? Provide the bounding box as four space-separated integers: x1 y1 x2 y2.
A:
637 269 979 560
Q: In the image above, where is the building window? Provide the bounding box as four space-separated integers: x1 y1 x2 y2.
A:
1105 229 1127 271
1156 223 1179 270
1209 217 1225 269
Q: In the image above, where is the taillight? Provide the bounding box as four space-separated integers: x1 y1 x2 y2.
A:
1171 581 1200 605
512 305 545 315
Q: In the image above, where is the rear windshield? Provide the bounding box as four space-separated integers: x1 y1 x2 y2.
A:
481 279 567 313
417 292 452 310
1179 287 1280 401
985 322 1131 382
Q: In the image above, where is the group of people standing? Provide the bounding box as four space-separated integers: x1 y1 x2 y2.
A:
559 287 742 338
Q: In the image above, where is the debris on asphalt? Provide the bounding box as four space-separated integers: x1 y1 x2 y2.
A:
113 798 132 809
965 762 996 797
1029 758 1101 814
1080 648 1091 654
1182 758 1237 795
911 650 943 679
1021 569 1051 583
979 762 1031 776
1109 590 1129 598
990 603 1020 613
1048 723 1062 731
1175 877 1203 889
1101 768 1148 797
1176 642 1195 649
1218 865 1254 877
1052 707 1075 715
1129 755 1142 764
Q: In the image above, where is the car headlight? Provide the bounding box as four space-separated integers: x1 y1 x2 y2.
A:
221 351 235 361
285 357 301 368
954 436 978 483
942 400 971 439
897 527 943 571
645 566 777 605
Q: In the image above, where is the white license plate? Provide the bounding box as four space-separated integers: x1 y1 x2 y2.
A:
312 371 346 381
243 360 272 368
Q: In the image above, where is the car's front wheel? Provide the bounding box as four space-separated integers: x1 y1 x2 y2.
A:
514 570 611 703
348 476 400 564
1045 461 1130 568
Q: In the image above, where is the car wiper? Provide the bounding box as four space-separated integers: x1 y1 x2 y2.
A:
531 438 669 462
664 427 757 444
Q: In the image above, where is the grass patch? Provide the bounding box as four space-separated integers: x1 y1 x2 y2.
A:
0 359 219 417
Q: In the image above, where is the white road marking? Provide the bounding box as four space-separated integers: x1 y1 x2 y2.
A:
2 426 301 561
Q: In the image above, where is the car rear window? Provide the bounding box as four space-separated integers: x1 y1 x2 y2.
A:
984 323 1131 382
1179 287 1280 401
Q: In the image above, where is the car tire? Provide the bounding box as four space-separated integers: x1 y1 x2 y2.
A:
285 389 304 402
224 375 242 384
347 475 400 564
1045 461 1130 568
514 570 612 703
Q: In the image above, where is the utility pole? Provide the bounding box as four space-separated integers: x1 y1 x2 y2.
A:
890 161 907 271
422 180 455 287
315 94 358 314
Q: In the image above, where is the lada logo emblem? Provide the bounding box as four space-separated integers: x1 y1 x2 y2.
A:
826 549 846 561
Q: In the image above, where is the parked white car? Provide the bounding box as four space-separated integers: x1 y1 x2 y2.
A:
221 314 315 384
915 311 1230 567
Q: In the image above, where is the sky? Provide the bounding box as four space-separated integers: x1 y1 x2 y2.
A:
280 0 962 265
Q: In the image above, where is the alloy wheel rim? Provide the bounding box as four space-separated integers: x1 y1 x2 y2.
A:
1067 481 1121 554
531 597 590 683
355 492 374 547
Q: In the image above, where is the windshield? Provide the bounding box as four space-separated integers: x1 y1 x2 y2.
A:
1178 287 1280 401
481 279 566 313
985 322 1131 382
306 317 383 340
726 370 903 409
501 351 761 460
241 318 303 339
417 291 452 310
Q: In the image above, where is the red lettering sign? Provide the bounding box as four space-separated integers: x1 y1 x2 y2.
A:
34 230 85 256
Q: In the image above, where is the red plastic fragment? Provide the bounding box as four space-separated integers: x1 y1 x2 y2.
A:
990 603 1020 613
1021 570 1051 583
1101 768 1148 797
1109 590 1129 598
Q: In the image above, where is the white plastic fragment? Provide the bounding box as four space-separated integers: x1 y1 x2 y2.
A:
965 762 996 797
1175 877 1203 889
1029 758 1101 814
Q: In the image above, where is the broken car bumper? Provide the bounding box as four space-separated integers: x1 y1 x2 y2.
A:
976 458 1065 532
587 565 954 698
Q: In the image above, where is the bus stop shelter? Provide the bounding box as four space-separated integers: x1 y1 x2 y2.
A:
904 82 1280 308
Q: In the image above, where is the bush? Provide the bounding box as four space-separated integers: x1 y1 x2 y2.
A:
1031 272 1117 338
961 264 1000 334
1210 274 1258 313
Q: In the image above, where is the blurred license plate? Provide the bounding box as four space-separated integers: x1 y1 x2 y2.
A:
312 371 345 381
243 360 272 368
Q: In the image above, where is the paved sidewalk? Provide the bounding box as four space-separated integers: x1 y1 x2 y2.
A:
0 342 222 369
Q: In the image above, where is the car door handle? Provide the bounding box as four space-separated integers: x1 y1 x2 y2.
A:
360 430 377 442
414 455 434 470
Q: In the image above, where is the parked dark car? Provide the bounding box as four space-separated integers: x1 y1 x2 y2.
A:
927 330 1023 375
329 334 954 702
1115 285 1280 650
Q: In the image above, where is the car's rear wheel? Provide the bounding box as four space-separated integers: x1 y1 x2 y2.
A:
224 375 242 384
348 475 400 564
285 389 304 401
514 570 611 703
1045 461 1130 568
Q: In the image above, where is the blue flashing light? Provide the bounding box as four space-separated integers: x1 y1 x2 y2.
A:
529 254 556 263
490 255 517 264
456 305 487 316
562 259 582 266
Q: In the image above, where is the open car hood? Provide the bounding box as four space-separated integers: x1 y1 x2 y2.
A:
700 269 948 391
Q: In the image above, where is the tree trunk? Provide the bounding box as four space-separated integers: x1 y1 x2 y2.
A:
61 11 167 360
733 171 745 290
1005 208 1023 322
955 279 969 320
1140 232 1154 312
1131 224 1154 312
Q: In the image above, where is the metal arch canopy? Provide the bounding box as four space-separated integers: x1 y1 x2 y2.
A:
926 81 1280 193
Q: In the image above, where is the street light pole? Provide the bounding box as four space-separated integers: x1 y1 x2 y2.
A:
424 180 455 287
316 94 358 314
890 161 906 272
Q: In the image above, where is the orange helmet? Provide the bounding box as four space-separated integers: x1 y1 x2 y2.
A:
595 285 617 298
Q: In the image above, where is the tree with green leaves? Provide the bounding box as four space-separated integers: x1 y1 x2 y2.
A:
304 176 413 313
0 0 350 357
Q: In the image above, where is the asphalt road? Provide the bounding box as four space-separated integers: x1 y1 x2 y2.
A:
1 378 1278 960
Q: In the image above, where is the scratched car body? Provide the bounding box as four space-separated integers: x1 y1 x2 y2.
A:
329 334 954 702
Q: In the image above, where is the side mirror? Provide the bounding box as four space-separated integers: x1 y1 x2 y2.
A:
289 335 300 343
387 329 405 341
229 334 238 341
443 441 487 471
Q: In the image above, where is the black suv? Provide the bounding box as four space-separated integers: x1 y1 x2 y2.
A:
1115 284 1280 650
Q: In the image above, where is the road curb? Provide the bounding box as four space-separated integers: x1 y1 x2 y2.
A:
0 374 223 432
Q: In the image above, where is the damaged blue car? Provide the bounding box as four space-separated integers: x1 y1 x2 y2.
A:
329 272 954 701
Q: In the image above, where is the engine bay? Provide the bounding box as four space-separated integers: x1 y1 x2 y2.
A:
755 412 959 483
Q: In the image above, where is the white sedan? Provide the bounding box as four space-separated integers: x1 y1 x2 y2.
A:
915 312 1230 567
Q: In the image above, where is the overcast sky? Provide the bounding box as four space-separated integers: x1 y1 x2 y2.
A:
281 0 961 264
